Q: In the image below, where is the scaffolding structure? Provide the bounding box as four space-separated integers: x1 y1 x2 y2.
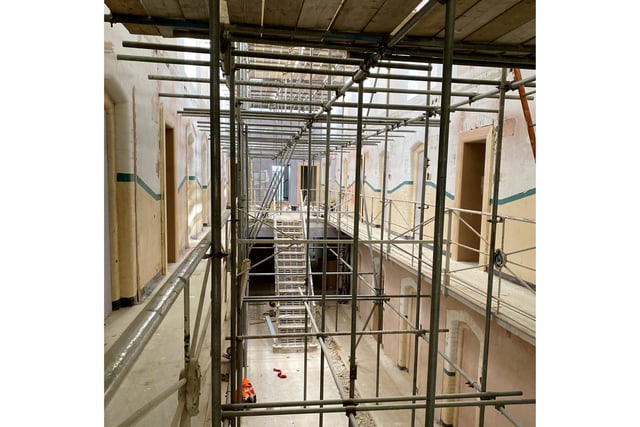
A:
104 1 536 426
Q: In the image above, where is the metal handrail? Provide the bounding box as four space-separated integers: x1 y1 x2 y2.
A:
104 210 230 409
104 234 211 406
327 188 535 282
321 190 535 335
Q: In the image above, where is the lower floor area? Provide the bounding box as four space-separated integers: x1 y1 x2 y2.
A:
104 229 535 426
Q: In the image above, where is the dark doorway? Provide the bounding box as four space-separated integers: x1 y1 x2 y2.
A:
165 126 178 262
300 165 317 204
456 141 485 262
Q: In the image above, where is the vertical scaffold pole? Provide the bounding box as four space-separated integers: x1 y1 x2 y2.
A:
375 69 390 400
478 67 508 427
425 0 455 425
410 64 432 427
319 73 332 427
209 0 222 425
225 45 240 415
336 147 344 333
348 80 365 401
304 68 313 404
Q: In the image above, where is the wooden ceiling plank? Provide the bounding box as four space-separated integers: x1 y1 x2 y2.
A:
105 0 148 15
297 0 344 31
124 24 161 36
438 0 520 40
177 0 210 20
105 0 171 35
264 0 305 28
464 0 535 43
227 0 262 26
493 18 535 45
363 0 422 34
407 0 477 38
139 0 184 19
331 0 386 33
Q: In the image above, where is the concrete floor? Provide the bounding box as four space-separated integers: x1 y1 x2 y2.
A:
104 261 438 426
107 224 518 426
104 231 216 427
104 276 430 427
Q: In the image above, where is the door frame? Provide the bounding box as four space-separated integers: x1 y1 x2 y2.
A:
452 126 494 265
104 91 120 314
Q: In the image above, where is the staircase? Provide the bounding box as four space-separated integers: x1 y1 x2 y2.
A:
273 213 316 352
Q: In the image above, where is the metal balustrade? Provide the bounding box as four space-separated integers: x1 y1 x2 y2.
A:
323 187 536 336
104 210 231 427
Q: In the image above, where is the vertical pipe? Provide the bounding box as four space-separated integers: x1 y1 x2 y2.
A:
386 200 392 255
236 116 244 262
304 64 313 404
478 67 508 427
336 147 345 332
496 219 507 315
238 123 248 421
375 70 390 399
409 64 432 427
184 281 191 367
444 210 452 294
209 0 222 426
319 77 332 427
181 278 191 426
226 46 240 412
238 132 251 382
244 123 250 245
242 126 250 386
239 55 249 263
348 80 365 400
425 0 455 425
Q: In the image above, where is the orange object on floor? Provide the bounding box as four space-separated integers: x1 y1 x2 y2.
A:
242 378 256 403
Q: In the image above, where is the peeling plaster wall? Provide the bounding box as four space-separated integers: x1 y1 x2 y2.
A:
330 65 536 282
104 22 212 302
357 246 536 427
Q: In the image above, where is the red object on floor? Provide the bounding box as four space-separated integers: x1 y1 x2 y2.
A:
273 368 287 379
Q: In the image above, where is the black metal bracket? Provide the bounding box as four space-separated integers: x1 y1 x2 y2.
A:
349 365 357 381
493 249 506 268
343 399 358 417
214 251 229 259
487 216 504 224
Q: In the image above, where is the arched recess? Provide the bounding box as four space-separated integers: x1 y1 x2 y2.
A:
441 310 484 427
105 77 137 310
104 91 119 318
341 156 349 211
187 129 201 239
397 277 417 370
373 149 386 227
160 106 180 264
200 132 211 226
411 142 430 238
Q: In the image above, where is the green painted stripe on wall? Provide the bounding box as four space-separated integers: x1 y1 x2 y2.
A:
364 180 381 193
116 172 161 201
424 181 455 200
116 172 135 182
177 176 187 192
387 180 413 194
492 187 536 205
136 176 161 201
349 179 533 204
189 175 205 189
443 368 456 377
